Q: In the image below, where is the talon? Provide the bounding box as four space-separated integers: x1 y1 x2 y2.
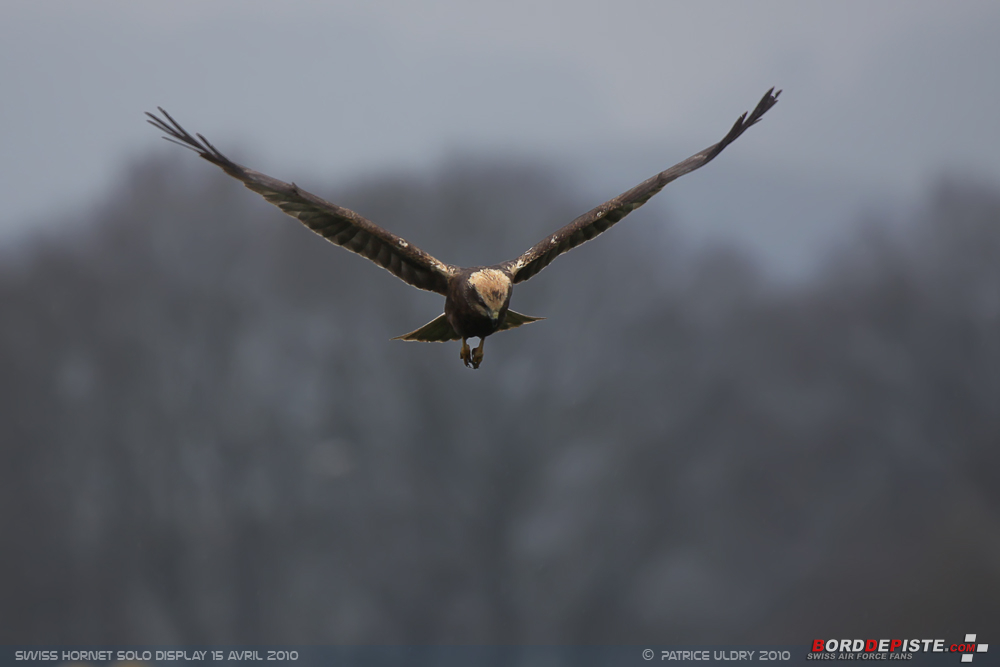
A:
460 338 472 367
471 338 485 369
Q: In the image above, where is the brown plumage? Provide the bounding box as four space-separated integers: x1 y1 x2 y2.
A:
146 87 779 369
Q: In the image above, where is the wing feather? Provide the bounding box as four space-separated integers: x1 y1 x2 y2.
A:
503 88 781 283
146 108 456 295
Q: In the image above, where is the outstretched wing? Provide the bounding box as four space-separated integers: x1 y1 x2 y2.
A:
502 88 781 284
146 108 457 295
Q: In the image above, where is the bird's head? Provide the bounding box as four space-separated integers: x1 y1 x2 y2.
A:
467 268 512 325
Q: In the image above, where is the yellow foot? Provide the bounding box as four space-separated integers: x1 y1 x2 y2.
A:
471 340 485 369
460 339 473 368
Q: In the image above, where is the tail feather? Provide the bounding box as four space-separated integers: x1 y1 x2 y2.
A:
499 309 545 331
392 309 545 342
392 314 461 342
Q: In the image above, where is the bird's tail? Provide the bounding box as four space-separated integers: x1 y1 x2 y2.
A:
392 310 544 342
392 314 461 342
498 310 545 331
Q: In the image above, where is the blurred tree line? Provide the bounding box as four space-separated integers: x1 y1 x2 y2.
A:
1 155 997 644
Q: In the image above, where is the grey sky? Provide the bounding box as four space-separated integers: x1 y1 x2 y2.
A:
3 1 999 274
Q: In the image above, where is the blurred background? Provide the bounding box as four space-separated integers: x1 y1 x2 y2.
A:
2 0 999 645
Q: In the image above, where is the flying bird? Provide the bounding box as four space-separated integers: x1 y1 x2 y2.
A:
147 88 779 369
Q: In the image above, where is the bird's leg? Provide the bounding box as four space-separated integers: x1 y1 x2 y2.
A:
471 337 486 369
460 338 472 367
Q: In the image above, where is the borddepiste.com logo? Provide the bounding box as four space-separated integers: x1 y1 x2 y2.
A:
809 635 988 662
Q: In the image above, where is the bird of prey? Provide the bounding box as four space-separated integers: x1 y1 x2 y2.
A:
147 88 779 369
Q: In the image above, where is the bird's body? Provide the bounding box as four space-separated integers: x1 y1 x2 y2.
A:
448 268 513 339
443 267 515 367
147 88 779 368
